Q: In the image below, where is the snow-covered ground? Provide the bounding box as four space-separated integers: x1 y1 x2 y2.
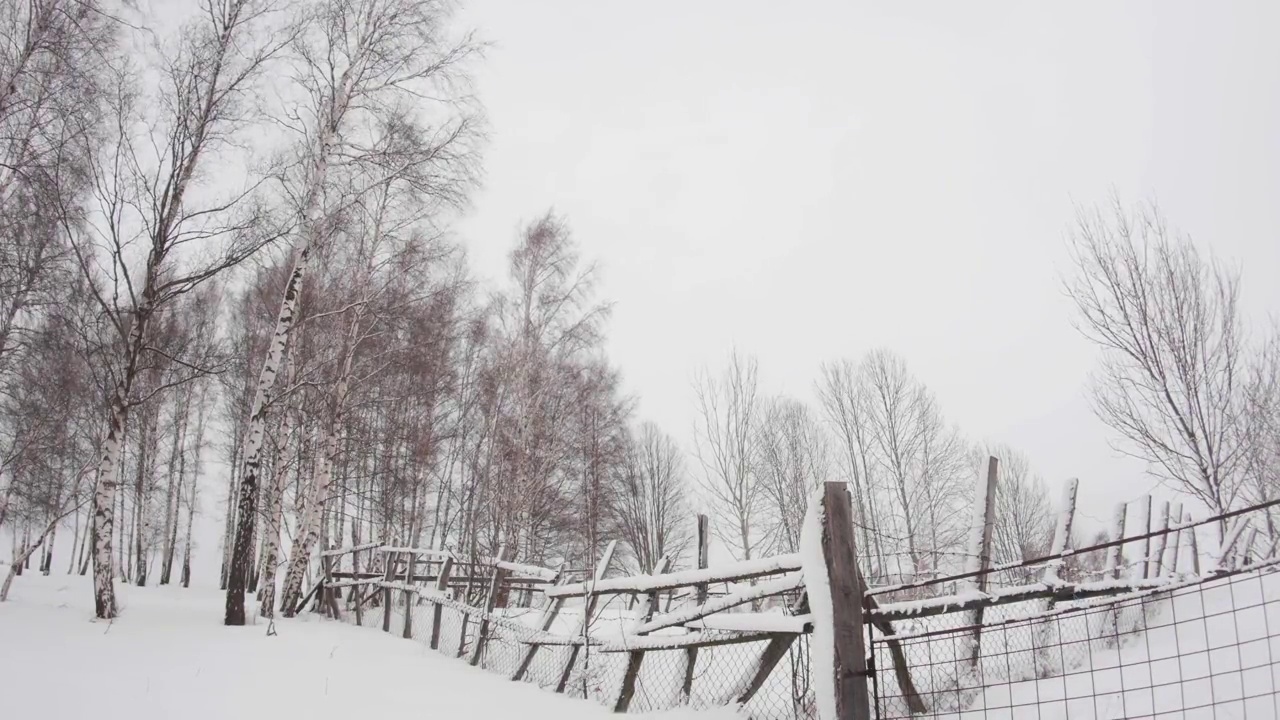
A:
0 575 740 720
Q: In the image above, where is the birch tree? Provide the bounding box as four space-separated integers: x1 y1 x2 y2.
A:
224 0 479 625
67 0 286 618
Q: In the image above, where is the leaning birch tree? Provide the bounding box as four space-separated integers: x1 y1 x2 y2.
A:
223 0 480 624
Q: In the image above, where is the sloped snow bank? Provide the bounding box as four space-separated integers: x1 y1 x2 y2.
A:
0 575 741 720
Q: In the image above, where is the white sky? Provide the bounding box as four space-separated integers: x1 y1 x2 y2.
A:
453 1 1280 529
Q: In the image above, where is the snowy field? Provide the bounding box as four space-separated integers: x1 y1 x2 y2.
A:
0 575 739 720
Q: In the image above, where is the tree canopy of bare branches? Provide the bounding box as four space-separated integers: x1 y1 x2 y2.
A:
1065 201 1255 516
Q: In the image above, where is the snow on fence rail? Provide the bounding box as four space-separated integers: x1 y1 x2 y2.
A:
293 458 1280 719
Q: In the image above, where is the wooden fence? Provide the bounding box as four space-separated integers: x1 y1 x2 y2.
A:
291 459 1280 719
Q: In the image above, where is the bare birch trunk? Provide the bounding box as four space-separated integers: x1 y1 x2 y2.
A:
67 503 82 575
40 524 56 575
159 393 187 584
133 414 153 587
181 386 208 589
92 386 133 617
258 352 297 619
223 67 349 624
79 525 92 576
220 441 239 590
180 465 197 589
279 322 357 616
224 244 311 624
279 429 334 617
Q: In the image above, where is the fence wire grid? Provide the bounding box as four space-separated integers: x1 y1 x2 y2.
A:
869 563 1280 719
329 566 818 718
322 500 1280 719
866 496 1280 720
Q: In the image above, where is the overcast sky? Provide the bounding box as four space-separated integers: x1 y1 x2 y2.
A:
452 1 1280 529
116 1 1280 581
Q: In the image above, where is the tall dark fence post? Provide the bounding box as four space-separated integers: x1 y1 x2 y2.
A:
681 514 710 704
381 550 396 632
966 456 999 668
430 556 454 650
822 481 870 720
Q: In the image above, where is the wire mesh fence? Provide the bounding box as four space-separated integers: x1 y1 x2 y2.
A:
322 498 1280 719
869 562 1280 719
330 563 820 718
866 493 1280 720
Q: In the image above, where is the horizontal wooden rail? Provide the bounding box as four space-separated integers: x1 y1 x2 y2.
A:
517 628 798 652
547 554 803 599
595 630 793 653
379 581 563 645
372 577 809 655
331 570 553 586
374 547 559 581
320 541 383 558
495 560 559 582
685 613 813 634
633 571 803 635
326 577 385 589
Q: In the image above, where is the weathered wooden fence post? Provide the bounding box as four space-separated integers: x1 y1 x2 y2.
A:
430 556 454 650
821 481 871 720
613 555 673 712
1105 501 1128 580
1185 513 1201 575
511 563 568 683
381 549 396 632
1043 478 1079 586
352 547 366 627
1036 478 1078 675
965 456 999 668
1164 503 1184 574
680 514 710 704
1136 494 1153 579
554 539 617 694
400 552 416 639
1147 500 1170 579
321 552 341 619
469 546 513 667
